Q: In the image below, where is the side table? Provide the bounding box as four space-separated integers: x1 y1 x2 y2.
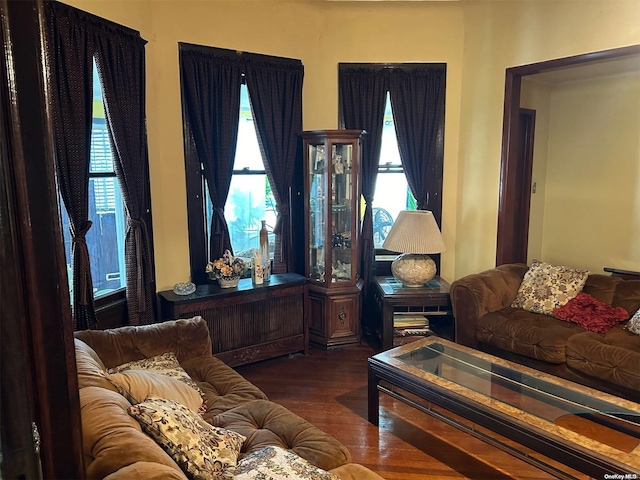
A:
372 276 453 351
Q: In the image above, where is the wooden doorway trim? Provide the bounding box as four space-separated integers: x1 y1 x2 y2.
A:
496 44 640 266
0 1 84 478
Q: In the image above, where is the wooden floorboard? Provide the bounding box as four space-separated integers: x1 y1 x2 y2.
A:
236 340 594 480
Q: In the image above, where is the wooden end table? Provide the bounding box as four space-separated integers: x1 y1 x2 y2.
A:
372 276 452 351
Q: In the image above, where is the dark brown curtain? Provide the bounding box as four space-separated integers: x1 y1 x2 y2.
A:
338 66 387 305
94 28 154 325
388 67 446 218
180 48 242 260
245 58 303 273
45 2 96 330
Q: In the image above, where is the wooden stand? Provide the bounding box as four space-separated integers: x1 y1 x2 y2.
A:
158 273 308 367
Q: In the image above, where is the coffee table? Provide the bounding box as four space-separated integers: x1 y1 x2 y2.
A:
368 337 640 479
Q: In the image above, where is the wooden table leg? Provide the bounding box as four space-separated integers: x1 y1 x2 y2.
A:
367 363 379 426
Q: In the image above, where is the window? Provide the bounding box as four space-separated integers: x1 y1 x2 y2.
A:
59 59 127 300
181 44 303 284
373 93 416 248
204 84 276 257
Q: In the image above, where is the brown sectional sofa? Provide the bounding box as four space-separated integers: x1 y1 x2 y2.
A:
74 317 384 480
450 263 640 402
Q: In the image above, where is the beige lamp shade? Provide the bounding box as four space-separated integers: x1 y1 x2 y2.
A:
382 210 446 287
382 210 446 254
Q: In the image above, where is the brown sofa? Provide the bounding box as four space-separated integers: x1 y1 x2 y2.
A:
450 263 640 402
74 317 384 480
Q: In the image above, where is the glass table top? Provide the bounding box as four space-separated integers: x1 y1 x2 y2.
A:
373 338 640 461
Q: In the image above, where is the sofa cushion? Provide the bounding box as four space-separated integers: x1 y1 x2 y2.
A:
329 464 387 480
109 352 204 396
181 356 268 415
79 387 184 480
511 260 589 315
212 400 351 472
103 462 187 480
74 316 213 368
566 326 640 395
553 292 629 333
611 279 640 313
75 339 119 392
235 445 340 480
106 369 204 412
129 397 246 480
477 307 586 363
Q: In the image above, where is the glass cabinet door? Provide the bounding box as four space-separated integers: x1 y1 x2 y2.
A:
330 143 353 283
303 130 363 289
308 143 326 282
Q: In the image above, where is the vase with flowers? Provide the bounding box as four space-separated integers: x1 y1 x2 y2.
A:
205 250 246 288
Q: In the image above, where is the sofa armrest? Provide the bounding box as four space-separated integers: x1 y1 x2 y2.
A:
450 263 528 348
74 317 212 368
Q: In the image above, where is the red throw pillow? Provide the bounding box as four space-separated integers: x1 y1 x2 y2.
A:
553 292 629 333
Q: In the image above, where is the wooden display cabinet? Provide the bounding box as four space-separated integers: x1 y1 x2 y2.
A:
300 130 365 348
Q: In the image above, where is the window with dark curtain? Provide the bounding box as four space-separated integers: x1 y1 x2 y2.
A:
179 43 303 285
44 1 155 328
338 63 446 330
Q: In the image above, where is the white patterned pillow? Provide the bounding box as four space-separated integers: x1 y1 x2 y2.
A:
235 445 340 480
625 308 640 335
511 260 589 315
128 397 245 480
108 352 203 396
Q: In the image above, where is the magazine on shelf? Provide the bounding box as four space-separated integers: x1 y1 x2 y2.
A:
393 314 428 328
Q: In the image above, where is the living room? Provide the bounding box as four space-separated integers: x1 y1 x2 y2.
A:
56 0 640 290
2 0 640 479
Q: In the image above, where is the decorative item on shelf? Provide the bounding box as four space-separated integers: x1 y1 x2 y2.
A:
173 281 196 296
259 220 270 282
251 248 264 285
205 250 245 288
382 210 446 287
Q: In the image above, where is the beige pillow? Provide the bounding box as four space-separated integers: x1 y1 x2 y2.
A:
235 445 340 480
129 397 245 480
108 352 203 396
106 369 204 412
511 260 589 315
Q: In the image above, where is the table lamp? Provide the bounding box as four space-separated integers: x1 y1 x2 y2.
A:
382 210 446 287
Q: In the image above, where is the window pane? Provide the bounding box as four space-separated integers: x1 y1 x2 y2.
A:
205 84 276 260
59 176 127 300
373 93 415 248
88 177 127 295
225 175 276 256
59 58 127 301
232 86 263 171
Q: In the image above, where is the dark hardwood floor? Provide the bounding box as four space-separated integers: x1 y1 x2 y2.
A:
236 339 592 480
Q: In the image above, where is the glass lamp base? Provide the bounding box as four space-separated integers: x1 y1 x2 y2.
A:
391 253 436 287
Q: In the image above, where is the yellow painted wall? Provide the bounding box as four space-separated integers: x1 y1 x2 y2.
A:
63 0 640 288
541 72 640 273
456 0 640 277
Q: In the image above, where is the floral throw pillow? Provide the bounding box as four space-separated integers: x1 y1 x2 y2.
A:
108 352 203 397
511 260 589 315
128 397 245 480
234 445 340 480
625 308 640 335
